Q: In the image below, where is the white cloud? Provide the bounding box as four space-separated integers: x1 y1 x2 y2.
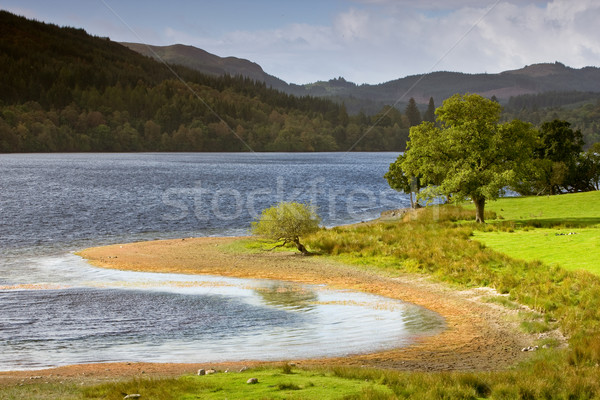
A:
154 0 600 84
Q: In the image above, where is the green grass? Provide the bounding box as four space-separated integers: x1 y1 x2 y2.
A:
306 202 600 355
465 191 600 274
479 190 600 226
2 367 394 400
473 228 600 274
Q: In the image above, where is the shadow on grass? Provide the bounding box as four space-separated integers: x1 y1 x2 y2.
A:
511 217 600 228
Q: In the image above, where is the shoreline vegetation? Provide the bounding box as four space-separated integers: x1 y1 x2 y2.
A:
2 192 600 399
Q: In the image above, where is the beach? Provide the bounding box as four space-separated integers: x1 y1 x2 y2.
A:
0 234 550 386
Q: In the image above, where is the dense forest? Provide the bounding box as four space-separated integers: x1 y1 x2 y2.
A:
0 11 411 153
0 11 598 153
503 91 600 147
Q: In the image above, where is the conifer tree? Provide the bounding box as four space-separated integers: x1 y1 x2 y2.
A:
405 97 422 127
423 97 435 122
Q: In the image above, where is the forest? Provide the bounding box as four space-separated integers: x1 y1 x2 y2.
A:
0 11 410 153
0 10 598 153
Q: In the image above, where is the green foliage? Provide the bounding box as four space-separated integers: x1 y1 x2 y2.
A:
504 91 600 147
252 202 321 254
514 119 596 195
384 154 411 193
537 119 584 163
0 11 413 153
384 154 421 208
402 93 538 222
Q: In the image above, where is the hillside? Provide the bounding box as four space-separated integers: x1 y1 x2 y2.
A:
120 42 290 92
122 41 600 145
0 11 410 153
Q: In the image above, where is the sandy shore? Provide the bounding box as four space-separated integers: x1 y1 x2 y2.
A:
0 236 547 386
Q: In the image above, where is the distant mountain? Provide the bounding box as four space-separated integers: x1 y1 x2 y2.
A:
122 41 600 111
301 62 600 107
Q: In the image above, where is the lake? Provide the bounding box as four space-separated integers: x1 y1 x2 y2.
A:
0 152 443 370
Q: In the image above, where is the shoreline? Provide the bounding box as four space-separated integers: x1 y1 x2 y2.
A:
0 235 545 386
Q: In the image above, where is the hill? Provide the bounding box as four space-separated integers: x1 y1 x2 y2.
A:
298 62 600 107
120 42 290 92
120 41 600 145
0 11 410 153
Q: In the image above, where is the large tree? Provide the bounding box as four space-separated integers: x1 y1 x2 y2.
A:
402 93 537 223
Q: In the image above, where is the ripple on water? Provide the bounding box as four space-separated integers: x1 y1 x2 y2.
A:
0 255 445 371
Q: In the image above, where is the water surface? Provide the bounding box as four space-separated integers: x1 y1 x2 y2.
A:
0 153 443 370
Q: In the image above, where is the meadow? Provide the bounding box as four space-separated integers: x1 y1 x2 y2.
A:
471 191 600 274
5 192 600 399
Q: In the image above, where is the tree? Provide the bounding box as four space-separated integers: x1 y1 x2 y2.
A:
405 97 421 127
537 119 583 162
514 119 591 195
384 154 421 208
251 202 321 255
423 97 435 123
576 142 600 191
536 119 585 194
402 93 537 223
587 143 600 190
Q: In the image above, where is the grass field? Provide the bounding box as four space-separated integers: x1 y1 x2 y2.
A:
480 190 600 224
470 191 600 274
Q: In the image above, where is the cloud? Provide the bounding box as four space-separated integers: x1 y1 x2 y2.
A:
334 8 371 41
154 0 600 84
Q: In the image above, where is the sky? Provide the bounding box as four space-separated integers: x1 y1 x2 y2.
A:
2 0 600 84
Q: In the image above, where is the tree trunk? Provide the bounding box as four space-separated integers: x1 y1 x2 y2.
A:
474 197 486 223
294 237 309 255
409 192 415 209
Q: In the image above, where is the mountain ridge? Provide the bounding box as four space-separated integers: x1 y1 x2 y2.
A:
122 41 600 110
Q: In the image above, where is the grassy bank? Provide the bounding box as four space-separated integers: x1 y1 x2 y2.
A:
301 196 600 398
7 193 600 399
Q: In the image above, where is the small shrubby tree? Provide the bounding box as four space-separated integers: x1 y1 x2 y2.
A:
252 202 320 255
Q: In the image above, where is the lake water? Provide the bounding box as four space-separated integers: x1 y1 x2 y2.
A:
0 153 444 370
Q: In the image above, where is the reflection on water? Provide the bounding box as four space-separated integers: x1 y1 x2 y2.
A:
0 253 445 371
254 283 318 311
